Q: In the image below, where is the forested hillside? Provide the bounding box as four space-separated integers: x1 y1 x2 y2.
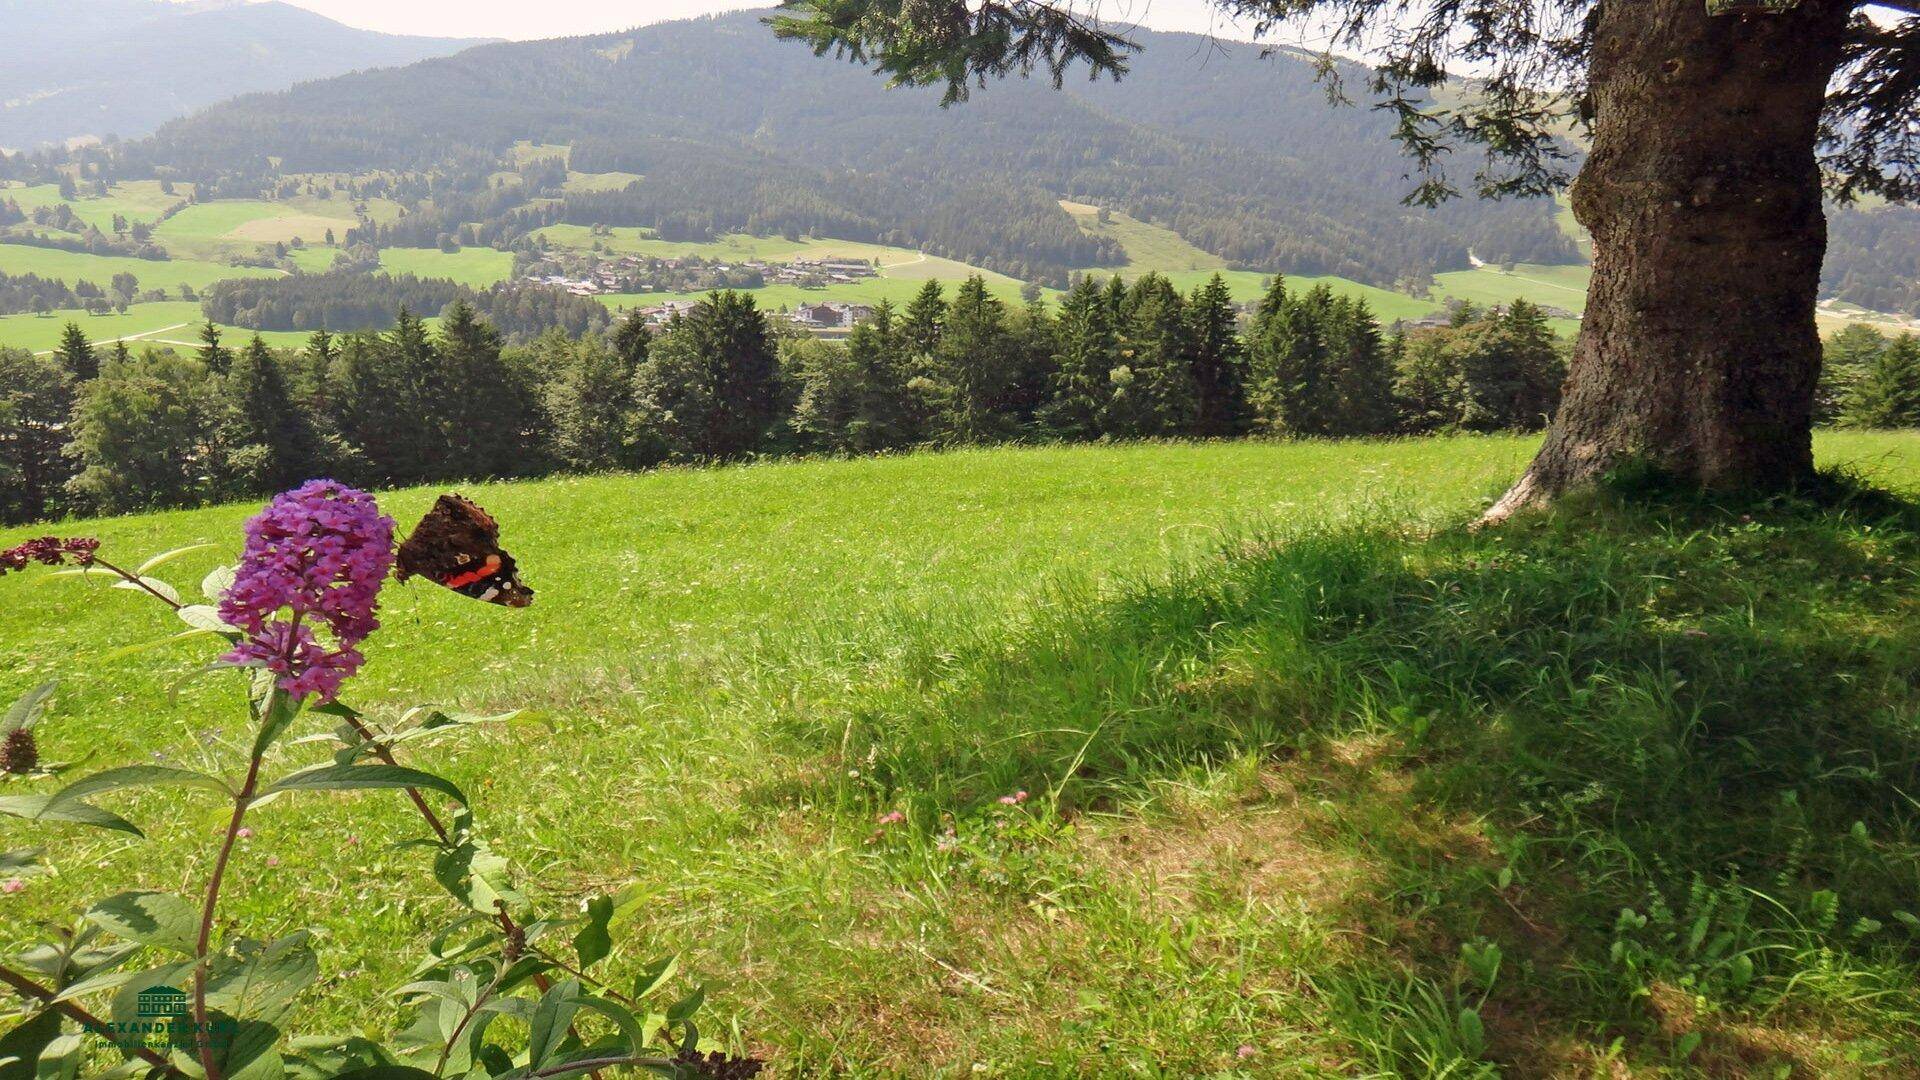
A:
124 11 1576 290
0 0 478 149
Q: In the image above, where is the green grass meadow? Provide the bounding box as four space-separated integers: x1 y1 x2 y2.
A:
5 434 1920 1075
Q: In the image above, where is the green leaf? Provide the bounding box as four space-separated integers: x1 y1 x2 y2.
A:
111 576 180 605
432 839 521 913
0 848 42 873
137 544 213 576
262 764 467 805
527 979 584 1068
574 896 615 971
0 795 143 837
176 605 239 635
85 892 200 954
3 682 56 734
250 688 302 759
631 955 679 1001
573 994 646 1054
214 1018 283 1080
0 1010 62 1080
665 984 704 1024
330 1069 441 1079
1456 1006 1485 1056
205 933 319 1022
202 564 237 601
44 765 231 811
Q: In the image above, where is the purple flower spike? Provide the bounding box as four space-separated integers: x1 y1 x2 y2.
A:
219 480 394 703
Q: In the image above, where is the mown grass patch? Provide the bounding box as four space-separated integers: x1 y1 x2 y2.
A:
4 434 1918 1075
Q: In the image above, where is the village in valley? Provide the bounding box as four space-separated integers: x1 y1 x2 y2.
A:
522 247 882 331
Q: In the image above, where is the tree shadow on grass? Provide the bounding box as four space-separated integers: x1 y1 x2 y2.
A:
761 474 1920 1074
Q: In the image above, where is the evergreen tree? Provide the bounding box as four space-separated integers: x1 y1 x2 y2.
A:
1003 295 1059 426
1106 273 1197 436
223 335 321 495
0 349 74 525
198 321 233 376
1186 274 1247 436
1818 325 1889 425
900 280 947 361
1321 297 1397 435
926 276 1016 442
55 321 98 382
632 291 780 459
1042 276 1120 439
329 314 439 485
1841 333 1920 428
433 300 530 478
789 313 915 453
612 310 652 371
543 332 642 470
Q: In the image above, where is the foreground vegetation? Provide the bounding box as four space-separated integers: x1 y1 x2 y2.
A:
3 435 1919 1075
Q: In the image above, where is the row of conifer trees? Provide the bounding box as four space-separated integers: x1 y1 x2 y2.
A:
9 272 1580 524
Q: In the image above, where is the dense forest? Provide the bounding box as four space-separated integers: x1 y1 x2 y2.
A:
200 272 612 337
2 275 1577 525
107 13 1574 290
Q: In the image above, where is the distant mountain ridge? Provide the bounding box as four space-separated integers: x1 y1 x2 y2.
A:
0 0 482 149
125 10 1581 290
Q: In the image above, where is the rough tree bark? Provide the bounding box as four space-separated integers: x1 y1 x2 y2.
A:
1483 0 1854 522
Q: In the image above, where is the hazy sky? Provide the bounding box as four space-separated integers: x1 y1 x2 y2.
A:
179 0 1284 44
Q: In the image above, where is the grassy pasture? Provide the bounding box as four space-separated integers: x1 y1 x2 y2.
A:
5 434 1920 1074
0 301 319 353
0 242 278 294
0 180 192 232
376 245 517 288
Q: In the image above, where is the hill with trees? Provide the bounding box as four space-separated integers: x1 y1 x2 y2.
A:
0 0 479 149
120 11 1576 292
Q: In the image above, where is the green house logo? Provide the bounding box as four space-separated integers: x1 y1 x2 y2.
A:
136 985 190 1019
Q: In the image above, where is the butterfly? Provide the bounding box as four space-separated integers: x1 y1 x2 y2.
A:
395 495 535 608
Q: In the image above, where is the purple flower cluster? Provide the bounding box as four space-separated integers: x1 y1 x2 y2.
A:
0 536 99 576
218 481 394 703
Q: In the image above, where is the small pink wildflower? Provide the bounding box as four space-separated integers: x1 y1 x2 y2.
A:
998 789 1030 806
1236 1044 1257 1060
265 856 280 868
2 878 25 894
236 827 254 839
876 811 906 826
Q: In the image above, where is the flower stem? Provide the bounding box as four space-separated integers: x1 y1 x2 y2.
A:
193 751 263 1080
89 556 183 611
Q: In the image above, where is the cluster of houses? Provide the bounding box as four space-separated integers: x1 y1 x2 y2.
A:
765 258 878 286
628 299 876 332
526 253 882 298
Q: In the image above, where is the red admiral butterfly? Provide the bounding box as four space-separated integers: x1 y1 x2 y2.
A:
395 494 535 607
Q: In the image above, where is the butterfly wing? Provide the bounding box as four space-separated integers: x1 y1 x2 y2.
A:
396 495 535 608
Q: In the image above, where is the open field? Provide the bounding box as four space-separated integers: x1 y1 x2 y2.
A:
0 302 389 353
375 245 517 287
0 242 281 295
0 180 193 232
5 434 1919 1074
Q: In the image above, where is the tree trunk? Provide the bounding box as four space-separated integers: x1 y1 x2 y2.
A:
1483 0 1852 522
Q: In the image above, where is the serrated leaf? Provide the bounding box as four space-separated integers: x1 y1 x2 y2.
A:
262 764 466 805
45 766 230 812
3 682 56 734
137 544 213 576
574 895 615 971
85 891 200 954
0 795 143 837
